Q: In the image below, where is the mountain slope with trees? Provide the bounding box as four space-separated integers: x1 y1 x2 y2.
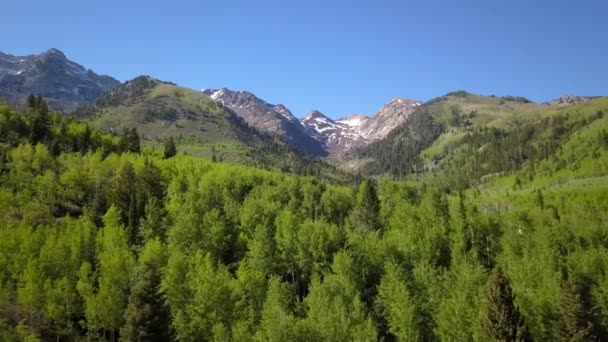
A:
353 91 608 188
1 96 608 341
72 76 348 180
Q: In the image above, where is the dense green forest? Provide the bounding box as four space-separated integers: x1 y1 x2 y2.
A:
1 98 608 341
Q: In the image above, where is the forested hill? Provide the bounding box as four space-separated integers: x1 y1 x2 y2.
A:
354 91 608 189
69 76 350 181
1 95 608 341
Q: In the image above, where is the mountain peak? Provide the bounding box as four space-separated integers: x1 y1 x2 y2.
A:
384 97 422 108
44 48 66 57
0 48 121 112
304 110 330 121
37 48 69 63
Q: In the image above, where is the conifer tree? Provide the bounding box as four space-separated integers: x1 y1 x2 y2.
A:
139 159 165 201
353 179 381 232
556 278 595 342
535 189 545 210
119 128 141 153
114 162 143 243
29 98 50 145
163 136 177 159
27 94 37 109
482 267 530 341
120 264 172 342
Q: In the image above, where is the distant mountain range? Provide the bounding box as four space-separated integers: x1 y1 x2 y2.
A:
0 48 601 164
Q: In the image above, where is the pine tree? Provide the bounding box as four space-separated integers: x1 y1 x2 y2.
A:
114 162 143 243
29 98 50 145
120 264 172 342
556 278 595 342
139 159 165 201
91 181 108 227
353 179 381 232
482 267 530 341
535 189 545 210
119 128 141 153
27 94 37 109
163 137 177 159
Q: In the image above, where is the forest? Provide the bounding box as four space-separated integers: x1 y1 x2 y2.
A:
1 98 608 342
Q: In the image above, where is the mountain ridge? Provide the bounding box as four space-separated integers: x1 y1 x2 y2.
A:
0 48 120 111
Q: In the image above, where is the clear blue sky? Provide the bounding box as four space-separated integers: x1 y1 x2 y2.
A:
2 0 607 118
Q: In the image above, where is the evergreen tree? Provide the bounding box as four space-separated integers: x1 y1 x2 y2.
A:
120 128 141 153
120 264 172 342
139 159 165 201
163 137 177 159
27 94 37 109
535 189 545 210
114 162 143 243
353 179 381 232
91 181 108 227
29 98 50 145
482 267 530 341
555 278 595 342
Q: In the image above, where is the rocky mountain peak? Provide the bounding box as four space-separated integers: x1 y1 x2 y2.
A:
39 48 68 61
303 110 330 121
0 48 121 112
380 97 421 112
202 88 327 156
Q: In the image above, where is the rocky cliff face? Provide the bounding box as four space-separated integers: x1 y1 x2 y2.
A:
302 98 422 156
547 94 598 106
203 87 422 157
0 48 120 112
202 88 327 156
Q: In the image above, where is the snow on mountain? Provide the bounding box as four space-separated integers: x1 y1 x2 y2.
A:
301 98 422 156
201 86 421 158
201 88 327 156
337 114 368 128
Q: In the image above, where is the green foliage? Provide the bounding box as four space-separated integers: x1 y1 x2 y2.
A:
119 127 140 153
482 267 530 341
120 240 171 342
0 100 608 340
163 136 177 159
377 262 421 341
555 278 596 341
352 179 381 232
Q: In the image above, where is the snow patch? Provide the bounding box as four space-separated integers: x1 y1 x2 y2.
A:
210 89 224 100
337 116 367 128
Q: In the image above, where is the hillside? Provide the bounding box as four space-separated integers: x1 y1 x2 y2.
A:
2 97 608 341
353 91 608 189
72 76 350 180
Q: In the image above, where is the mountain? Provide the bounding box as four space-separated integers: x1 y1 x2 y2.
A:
302 110 367 156
73 76 348 178
76 76 276 146
201 88 326 156
301 97 422 156
353 90 608 189
0 48 120 112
